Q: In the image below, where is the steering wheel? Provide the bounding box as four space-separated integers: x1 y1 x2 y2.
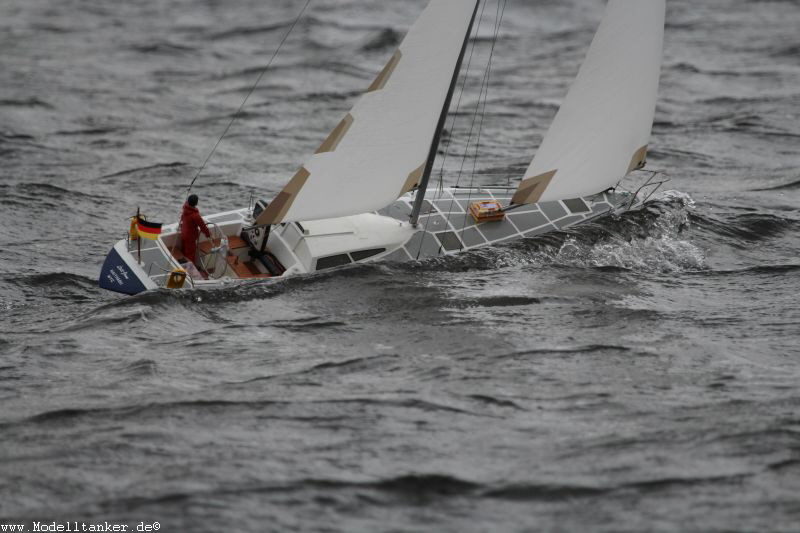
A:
199 222 228 279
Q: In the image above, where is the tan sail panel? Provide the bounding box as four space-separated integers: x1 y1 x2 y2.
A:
255 167 311 225
367 51 402 93
627 145 648 173
400 163 426 196
315 114 354 154
511 170 557 205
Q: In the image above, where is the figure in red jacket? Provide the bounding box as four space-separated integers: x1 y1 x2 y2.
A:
180 194 211 267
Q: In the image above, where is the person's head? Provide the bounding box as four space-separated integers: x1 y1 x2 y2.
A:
187 194 198 207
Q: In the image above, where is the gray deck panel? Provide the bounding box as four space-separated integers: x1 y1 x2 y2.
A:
382 248 413 263
522 223 559 238
417 214 449 233
405 231 442 259
508 211 549 233
556 214 591 229
436 231 463 252
563 198 591 213
460 226 486 247
475 219 519 242
591 202 614 214
540 201 568 221
434 199 463 213
446 211 477 230
417 200 437 215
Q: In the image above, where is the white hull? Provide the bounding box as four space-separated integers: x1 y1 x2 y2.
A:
99 187 634 295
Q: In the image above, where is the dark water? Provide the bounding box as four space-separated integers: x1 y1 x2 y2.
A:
2 0 799 531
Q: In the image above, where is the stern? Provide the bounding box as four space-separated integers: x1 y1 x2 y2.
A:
99 240 157 295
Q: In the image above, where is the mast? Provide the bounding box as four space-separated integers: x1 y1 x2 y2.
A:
409 0 480 227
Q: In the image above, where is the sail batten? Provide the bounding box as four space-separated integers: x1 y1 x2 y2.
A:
513 0 666 206
257 0 480 226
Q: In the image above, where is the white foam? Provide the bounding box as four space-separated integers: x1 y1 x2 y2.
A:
525 191 708 273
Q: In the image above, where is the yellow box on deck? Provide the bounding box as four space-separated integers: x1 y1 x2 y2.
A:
469 201 505 222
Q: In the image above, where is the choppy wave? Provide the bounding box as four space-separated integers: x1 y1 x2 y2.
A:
753 177 800 191
4 272 97 290
690 211 796 245
208 20 296 41
129 41 195 55
73 471 759 511
705 264 800 276
770 43 800 59
0 97 54 108
121 358 159 377
98 162 188 181
11 395 494 428
54 127 126 136
360 28 401 51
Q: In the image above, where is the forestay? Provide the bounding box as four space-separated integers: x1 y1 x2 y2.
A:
257 0 480 225
512 0 666 206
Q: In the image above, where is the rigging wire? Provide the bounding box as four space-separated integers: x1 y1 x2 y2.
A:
453 0 505 192
185 0 313 195
434 0 489 192
416 0 506 259
429 0 506 254
453 0 507 250
469 0 507 188
415 0 488 259
168 0 311 266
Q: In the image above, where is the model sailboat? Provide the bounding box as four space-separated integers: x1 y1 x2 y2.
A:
100 0 666 295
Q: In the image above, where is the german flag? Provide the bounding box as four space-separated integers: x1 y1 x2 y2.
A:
136 216 163 240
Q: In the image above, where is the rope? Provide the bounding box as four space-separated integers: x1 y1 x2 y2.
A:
186 0 313 195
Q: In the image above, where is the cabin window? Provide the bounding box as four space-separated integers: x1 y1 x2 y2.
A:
350 248 386 262
315 254 352 270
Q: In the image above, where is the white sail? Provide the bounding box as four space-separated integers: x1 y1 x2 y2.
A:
512 0 666 206
257 0 479 225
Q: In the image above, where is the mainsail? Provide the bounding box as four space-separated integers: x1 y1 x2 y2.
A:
257 0 480 226
512 0 666 206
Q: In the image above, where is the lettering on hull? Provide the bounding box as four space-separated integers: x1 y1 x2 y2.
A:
98 247 147 295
